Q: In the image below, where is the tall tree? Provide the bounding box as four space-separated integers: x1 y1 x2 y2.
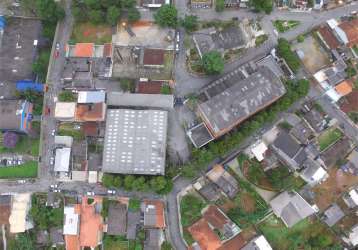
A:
201 51 224 75
181 15 198 32
127 7 141 23
106 6 121 25
154 4 178 28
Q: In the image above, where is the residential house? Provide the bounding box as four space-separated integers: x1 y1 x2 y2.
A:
54 102 76 121
241 235 272 250
143 200 165 229
0 100 33 134
343 188 358 208
107 202 127 236
270 131 307 171
301 106 328 134
300 158 328 186
74 103 106 122
9 193 33 233
127 209 141 240
225 0 241 8
321 137 353 168
195 181 223 202
137 81 164 94
50 228 65 247
144 229 164 250
77 91 105 104
317 25 340 50
190 0 212 8
322 203 345 227
0 195 11 225
206 165 239 199
142 49 165 68
346 148 358 175
289 120 315 145
54 147 71 175
87 153 102 183
342 224 358 247
250 141 268 162
334 19 358 48
270 191 316 228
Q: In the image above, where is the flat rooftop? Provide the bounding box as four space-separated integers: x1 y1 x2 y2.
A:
0 17 41 98
187 123 214 148
107 92 174 109
198 66 286 137
102 109 168 175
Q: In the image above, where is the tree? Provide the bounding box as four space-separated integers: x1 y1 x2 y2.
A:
32 50 50 82
249 0 273 14
181 15 198 32
124 175 135 190
149 176 173 194
113 175 122 188
127 7 141 23
154 4 178 28
84 0 102 10
297 34 305 43
88 10 104 24
35 0 65 24
201 51 224 75
3 132 19 149
106 6 121 25
72 6 88 23
121 0 136 8
277 38 301 73
132 176 148 191
128 198 140 211
161 241 173 250
120 78 135 92
8 232 36 250
102 174 115 188
215 0 225 12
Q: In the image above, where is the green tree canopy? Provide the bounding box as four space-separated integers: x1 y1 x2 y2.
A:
106 6 121 25
215 0 225 12
35 0 65 24
277 38 301 73
154 4 178 28
249 0 273 14
127 7 141 23
181 15 198 32
201 51 224 75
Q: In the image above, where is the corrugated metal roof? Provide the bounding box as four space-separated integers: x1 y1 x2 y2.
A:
107 92 174 109
16 80 44 92
77 91 105 104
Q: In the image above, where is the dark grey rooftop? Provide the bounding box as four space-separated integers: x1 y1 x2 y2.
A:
198 66 286 136
0 17 41 99
302 109 326 133
0 195 11 205
273 131 306 160
290 121 314 144
256 55 284 79
322 204 345 227
127 210 141 240
187 122 214 148
144 229 161 250
107 92 174 109
102 109 168 175
88 153 102 171
107 202 127 236
0 100 25 131
198 182 222 202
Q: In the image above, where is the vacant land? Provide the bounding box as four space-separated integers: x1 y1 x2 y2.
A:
104 235 129 250
259 215 340 250
0 136 39 156
0 161 38 178
70 22 112 44
273 20 300 33
318 128 343 151
180 193 206 227
58 123 85 141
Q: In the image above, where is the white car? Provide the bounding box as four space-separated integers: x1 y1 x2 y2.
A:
53 189 61 193
86 191 95 196
176 32 180 43
17 179 26 184
50 157 55 165
107 189 116 195
50 184 58 189
51 129 56 136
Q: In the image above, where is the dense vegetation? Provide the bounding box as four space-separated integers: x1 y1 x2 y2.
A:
58 90 77 102
102 174 173 194
72 0 140 25
154 4 178 28
181 79 310 178
249 0 273 14
201 51 225 75
181 15 199 32
180 194 206 227
277 38 301 73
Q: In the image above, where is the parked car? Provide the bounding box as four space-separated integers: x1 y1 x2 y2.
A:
53 189 61 193
50 157 55 165
50 184 58 189
86 191 95 196
51 129 56 136
17 180 26 184
107 189 116 195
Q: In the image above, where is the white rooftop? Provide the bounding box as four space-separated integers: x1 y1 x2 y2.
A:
77 91 105 104
348 189 358 205
326 19 339 29
54 102 76 120
9 193 33 233
63 206 80 235
102 109 168 175
54 147 71 172
242 235 272 250
251 141 268 162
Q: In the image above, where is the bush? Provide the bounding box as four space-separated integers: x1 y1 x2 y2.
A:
154 4 178 28
180 194 206 227
201 51 224 75
128 198 141 211
32 50 50 82
345 67 357 78
160 85 171 94
277 38 301 73
249 0 273 13
215 0 225 12
297 35 305 43
181 15 198 32
58 91 76 102
120 78 135 92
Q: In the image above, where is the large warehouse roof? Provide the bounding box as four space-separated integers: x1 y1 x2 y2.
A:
107 93 174 109
102 109 168 175
54 147 71 172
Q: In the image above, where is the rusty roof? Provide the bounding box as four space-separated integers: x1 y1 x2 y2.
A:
202 205 229 231
65 235 80 250
103 43 112 58
318 26 340 49
339 19 358 47
144 200 165 228
335 80 353 96
143 49 165 66
137 81 163 94
82 122 99 136
188 218 222 250
74 43 94 58
218 234 246 250
75 103 105 122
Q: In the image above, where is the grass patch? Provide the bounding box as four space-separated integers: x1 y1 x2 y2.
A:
255 34 268 47
227 177 269 228
128 198 141 212
0 161 38 179
180 194 206 227
70 22 112 44
318 128 343 151
58 123 85 141
258 215 340 250
273 20 300 33
0 136 39 156
104 235 128 250
58 91 77 102
348 112 358 123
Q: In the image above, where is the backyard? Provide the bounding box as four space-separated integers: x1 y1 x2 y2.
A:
258 215 340 250
58 123 85 141
103 235 129 250
70 22 112 44
318 127 343 151
0 161 38 178
0 136 39 157
273 20 300 33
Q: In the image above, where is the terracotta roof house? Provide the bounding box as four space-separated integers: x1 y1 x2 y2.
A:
188 218 222 250
335 80 353 97
142 48 165 67
241 235 272 250
338 19 358 48
73 43 95 58
103 43 112 58
317 26 340 50
75 103 106 122
107 202 127 236
137 81 163 94
270 191 316 228
143 200 165 228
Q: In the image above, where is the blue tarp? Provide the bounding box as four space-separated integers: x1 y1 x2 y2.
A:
0 16 5 29
16 80 44 92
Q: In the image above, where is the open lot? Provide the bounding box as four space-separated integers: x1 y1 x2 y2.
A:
58 123 85 141
313 168 358 210
292 35 330 74
318 128 343 151
258 215 339 250
0 160 37 178
70 22 112 44
0 136 39 157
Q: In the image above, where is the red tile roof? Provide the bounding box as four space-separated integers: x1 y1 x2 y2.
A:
318 26 340 49
188 218 222 250
74 43 94 57
137 81 163 94
103 43 112 58
218 234 246 250
144 200 165 228
75 103 105 122
340 90 358 113
143 49 165 66
335 80 353 96
202 206 229 231
82 122 99 136
339 19 358 47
